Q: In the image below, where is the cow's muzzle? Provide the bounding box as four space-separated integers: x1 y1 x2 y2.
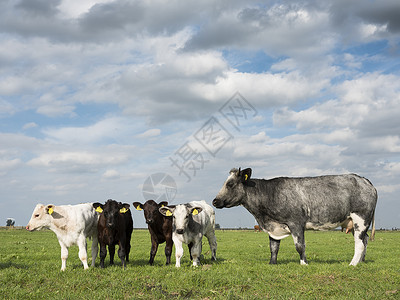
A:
176 229 185 234
212 198 224 209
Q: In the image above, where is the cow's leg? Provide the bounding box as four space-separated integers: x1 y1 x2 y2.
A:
188 242 193 261
291 227 307 265
59 242 68 271
361 232 369 262
205 231 217 261
191 240 202 267
269 236 280 265
109 244 115 265
91 234 98 267
149 236 159 265
173 236 183 268
77 235 89 270
165 239 173 265
350 213 368 266
118 242 126 269
99 243 107 268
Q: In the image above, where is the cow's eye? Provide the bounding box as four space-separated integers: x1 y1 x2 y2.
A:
226 181 234 188
34 214 39 218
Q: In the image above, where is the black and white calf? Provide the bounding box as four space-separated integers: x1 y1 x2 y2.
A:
159 201 217 267
213 168 377 266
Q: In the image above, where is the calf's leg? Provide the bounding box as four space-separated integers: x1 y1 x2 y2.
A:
99 243 107 268
109 244 115 265
205 231 217 261
59 242 68 271
125 231 132 262
269 236 280 265
191 240 202 267
118 242 126 269
149 236 159 265
165 238 173 265
91 234 98 267
77 235 89 270
173 236 183 268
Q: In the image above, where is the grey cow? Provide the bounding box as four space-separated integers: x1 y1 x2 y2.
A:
213 168 377 266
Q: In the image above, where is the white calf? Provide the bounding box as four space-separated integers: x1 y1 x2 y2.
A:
159 200 217 267
26 203 99 271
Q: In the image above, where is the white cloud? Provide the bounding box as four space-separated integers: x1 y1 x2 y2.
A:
0 159 22 176
27 150 131 173
102 169 120 180
22 122 38 130
136 129 161 139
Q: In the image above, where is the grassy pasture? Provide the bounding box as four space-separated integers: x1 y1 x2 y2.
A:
0 228 399 299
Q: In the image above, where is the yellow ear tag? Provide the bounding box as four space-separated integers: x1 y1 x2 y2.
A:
166 210 172 217
95 207 103 213
136 206 143 211
120 207 128 213
161 204 164 208
244 174 248 181
48 207 54 215
192 209 199 216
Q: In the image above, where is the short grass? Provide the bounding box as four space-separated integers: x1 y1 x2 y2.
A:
0 228 399 299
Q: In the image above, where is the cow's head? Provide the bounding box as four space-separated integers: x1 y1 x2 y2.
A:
212 168 252 209
159 204 202 234
93 199 130 229
133 200 168 225
26 204 55 231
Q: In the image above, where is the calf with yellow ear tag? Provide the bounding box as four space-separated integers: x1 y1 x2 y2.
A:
93 200 133 269
159 201 217 268
132 200 173 265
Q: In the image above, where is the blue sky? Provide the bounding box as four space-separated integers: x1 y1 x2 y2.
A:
1 0 400 229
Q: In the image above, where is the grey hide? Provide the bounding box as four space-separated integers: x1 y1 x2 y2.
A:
213 168 377 266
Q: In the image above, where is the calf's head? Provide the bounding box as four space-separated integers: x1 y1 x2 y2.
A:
213 168 252 209
93 199 130 229
159 204 202 234
26 204 55 231
133 200 168 224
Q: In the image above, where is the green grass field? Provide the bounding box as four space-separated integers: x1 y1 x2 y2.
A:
0 228 399 299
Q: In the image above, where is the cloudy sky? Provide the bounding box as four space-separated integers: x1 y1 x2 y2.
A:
1 0 399 229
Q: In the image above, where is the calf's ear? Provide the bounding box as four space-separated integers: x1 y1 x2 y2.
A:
191 207 203 216
133 202 143 211
159 201 168 208
45 204 55 215
119 203 130 214
159 206 175 217
240 168 252 183
93 203 104 213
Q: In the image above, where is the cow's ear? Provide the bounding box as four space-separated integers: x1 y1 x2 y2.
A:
240 168 252 183
159 206 175 217
93 203 103 213
159 201 168 208
133 202 143 211
120 203 130 214
191 207 202 216
45 204 55 215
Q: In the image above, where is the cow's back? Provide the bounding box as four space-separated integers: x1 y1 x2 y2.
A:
67 203 98 236
254 174 377 225
50 203 98 247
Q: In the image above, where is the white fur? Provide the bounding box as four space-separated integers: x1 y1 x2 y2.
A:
171 201 217 267
349 213 367 266
26 203 99 271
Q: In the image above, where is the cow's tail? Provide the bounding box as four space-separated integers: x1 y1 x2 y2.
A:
370 212 376 242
